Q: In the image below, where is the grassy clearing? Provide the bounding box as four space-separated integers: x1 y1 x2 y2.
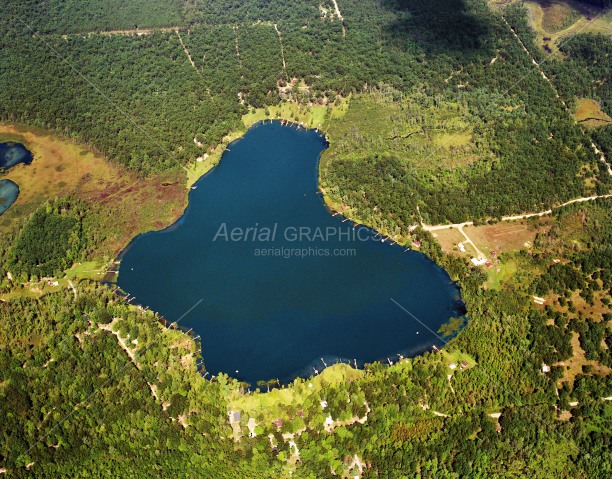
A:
242 99 349 131
540 1 581 33
574 98 612 128
0 123 187 257
439 349 477 373
431 228 476 256
486 258 518 290
522 1 612 54
469 218 548 254
226 363 363 423
64 260 108 281
185 99 349 188
184 129 246 188
321 92 489 173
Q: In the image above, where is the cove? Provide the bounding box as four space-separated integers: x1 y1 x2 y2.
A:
0 142 33 216
118 122 465 385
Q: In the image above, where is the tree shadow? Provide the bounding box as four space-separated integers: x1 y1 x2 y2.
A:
382 0 491 53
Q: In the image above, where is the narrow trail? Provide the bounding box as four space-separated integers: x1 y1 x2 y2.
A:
59 26 180 39
501 16 566 107
175 30 198 73
98 321 162 406
422 194 612 232
331 0 346 36
67 280 77 299
274 24 287 74
233 26 243 70
501 15 612 176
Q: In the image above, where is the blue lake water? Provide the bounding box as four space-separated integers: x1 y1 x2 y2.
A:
0 142 33 170
0 180 19 216
118 122 465 385
0 142 33 216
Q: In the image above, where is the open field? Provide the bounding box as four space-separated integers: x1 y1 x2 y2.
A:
431 217 549 257
430 228 477 255
431 217 550 288
574 98 612 128
467 218 550 254
0 123 187 257
226 363 364 427
523 1 612 54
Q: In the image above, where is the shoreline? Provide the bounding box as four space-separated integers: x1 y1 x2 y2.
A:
114 118 467 388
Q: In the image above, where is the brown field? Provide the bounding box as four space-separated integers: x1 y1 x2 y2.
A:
431 228 477 256
467 218 550 256
433 218 549 258
0 123 187 257
575 98 612 129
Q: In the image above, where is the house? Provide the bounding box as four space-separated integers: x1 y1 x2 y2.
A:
471 257 487 266
272 418 283 428
458 242 466 252
542 364 550 374
412 240 422 248
232 411 241 423
460 361 469 368
449 363 457 370
320 400 328 410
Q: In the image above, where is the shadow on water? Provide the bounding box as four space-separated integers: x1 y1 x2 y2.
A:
382 0 490 52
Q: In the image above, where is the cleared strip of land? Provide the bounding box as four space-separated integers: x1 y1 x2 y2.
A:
422 194 612 232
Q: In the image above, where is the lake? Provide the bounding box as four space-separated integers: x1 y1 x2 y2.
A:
118 122 465 385
0 142 33 171
0 142 33 215
0 180 19 216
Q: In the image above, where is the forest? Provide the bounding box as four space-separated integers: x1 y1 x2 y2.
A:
1 0 608 223
0 199 610 477
0 0 610 476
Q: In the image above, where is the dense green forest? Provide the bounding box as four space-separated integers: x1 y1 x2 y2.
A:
0 0 611 476
3 0 183 33
1 199 610 477
4 198 87 280
1 0 608 222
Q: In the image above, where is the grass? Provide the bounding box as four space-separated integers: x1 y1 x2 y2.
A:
184 129 245 188
486 258 518 290
539 1 581 33
469 219 548 254
185 99 349 189
522 1 612 54
431 228 477 255
0 123 188 259
321 92 487 172
574 98 612 129
431 218 550 288
65 260 108 281
439 349 477 373
226 363 363 423
242 99 349 131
